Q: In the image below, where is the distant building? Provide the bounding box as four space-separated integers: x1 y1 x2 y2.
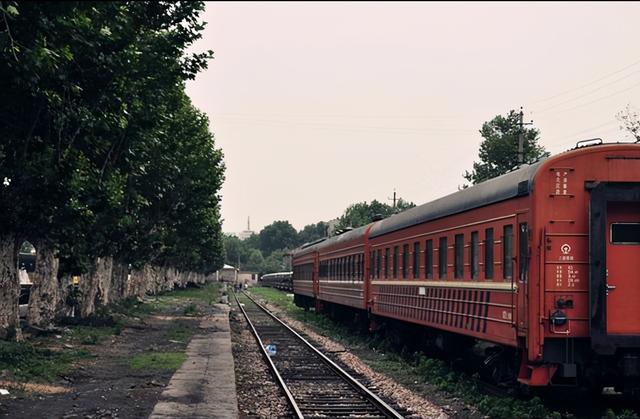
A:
238 216 255 240
216 264 238 282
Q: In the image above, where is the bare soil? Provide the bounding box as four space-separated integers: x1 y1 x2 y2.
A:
0 304 205 418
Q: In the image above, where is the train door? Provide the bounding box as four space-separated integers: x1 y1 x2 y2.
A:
606 201 640 335
516 215 529 333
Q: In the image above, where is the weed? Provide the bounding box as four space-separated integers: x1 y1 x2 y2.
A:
0 341 91 381
71 325 121 345
165 322 194 344
182 304 199 317
129 351 186 370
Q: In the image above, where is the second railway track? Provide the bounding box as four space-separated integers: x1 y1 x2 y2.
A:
235 291 406 419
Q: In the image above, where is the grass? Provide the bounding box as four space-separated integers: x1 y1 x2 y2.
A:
247 287 562 419
165 322 194 344
129 351 187 370
71 325 122 345
0 341 91 381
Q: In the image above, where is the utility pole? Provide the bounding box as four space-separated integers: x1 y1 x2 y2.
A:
387 188 397 209
517 106 534 166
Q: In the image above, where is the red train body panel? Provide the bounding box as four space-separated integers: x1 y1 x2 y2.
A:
292 143 640 390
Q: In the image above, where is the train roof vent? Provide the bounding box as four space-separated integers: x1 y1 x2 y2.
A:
301 237 327 248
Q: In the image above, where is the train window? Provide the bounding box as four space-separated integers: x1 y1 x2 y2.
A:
485 228 494 279
519 223 528 281
611 223 640 244
413 242 420 279
402 244 409 279
385 248 390 278
455 234 464 279
439 237 447 279
369 252 374 279
376 249 381 279
393 246 399 278
361 254 364 280
503 225 513 280
471 231 479 280
426 239 433 279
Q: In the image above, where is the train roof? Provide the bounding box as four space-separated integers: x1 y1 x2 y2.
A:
293 224 370 256
261 271 292 277
369 160 543 238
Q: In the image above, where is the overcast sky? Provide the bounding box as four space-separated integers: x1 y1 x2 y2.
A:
185 2 640 234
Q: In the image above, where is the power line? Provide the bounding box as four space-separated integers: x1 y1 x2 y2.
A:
530 56 640 104
214 115 475 135
536 79 640 118
533 70 640 114
541 119 619 146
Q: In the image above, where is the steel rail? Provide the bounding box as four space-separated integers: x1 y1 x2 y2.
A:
242 291 405 419
233 292 304 419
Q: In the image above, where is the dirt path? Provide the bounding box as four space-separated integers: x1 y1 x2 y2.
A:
0 290 217 419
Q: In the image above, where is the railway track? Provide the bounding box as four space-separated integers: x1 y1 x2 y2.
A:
234 292 407 419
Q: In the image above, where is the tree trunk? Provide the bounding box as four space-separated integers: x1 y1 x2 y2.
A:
96 256 114 307
80 257 113 317
26 240 60 328
110 261 128 303
0 234 20 340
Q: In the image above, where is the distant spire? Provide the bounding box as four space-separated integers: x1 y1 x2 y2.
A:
247 216 250 231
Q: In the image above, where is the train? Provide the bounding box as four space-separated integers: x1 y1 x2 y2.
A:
260 271 293 292
291 141 640 395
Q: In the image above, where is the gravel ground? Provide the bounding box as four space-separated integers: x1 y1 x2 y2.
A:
252 297 451 419
230 305 292 418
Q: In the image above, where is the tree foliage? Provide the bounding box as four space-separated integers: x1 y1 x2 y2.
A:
463 110 549 185
336 199 415 230
0 1 224 275
616 104 640 142
258 221 299 257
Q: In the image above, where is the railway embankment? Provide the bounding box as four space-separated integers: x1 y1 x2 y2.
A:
0 283 222 418
247 287 558 419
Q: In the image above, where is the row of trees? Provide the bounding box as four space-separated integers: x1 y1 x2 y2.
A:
0 2 224 337
224 199 415 274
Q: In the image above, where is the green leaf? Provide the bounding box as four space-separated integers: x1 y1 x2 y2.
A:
6 5 18 16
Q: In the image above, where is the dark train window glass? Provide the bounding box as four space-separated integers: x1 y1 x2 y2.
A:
503 225 513 280
439 237 447 279
519 223 528 281
455 234 464 279
426 240 433 279
369 252 374 279
340 257 344 280
384 248 390 279
485 228 494 279
402 244 409 279
413 242 420 279
351 255 355 279
393 246 399 278
376 249 381 279
611 223 640 244
471 231 479 280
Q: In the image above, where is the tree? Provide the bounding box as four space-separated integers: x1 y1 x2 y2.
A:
258 221 299 256
0 1 222 331
464 110 549 185
616 104 640 142
335 199 415 230
298 222 328 245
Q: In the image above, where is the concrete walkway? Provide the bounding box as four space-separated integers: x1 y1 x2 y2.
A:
150 304 238 419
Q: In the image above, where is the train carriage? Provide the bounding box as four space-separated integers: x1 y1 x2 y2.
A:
291 142 640 393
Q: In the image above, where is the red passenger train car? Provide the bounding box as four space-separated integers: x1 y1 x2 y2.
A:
292 142 640 393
